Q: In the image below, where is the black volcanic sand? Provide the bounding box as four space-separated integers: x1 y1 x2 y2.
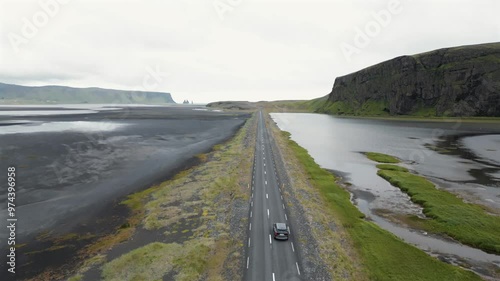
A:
0 106 250 280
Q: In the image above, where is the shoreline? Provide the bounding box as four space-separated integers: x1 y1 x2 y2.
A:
65 113 256 281
276 129 483 280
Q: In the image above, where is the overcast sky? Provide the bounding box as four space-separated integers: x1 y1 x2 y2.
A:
0 0 499 103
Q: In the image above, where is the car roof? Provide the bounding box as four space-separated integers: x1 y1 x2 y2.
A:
275 223 287 230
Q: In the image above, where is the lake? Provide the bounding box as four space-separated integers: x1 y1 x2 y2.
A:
271 113 500 277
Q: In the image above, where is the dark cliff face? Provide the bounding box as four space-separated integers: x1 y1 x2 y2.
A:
327 42 500 116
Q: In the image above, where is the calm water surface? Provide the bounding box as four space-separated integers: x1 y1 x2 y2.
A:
271 113 500 277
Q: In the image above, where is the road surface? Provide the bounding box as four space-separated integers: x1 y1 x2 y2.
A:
245 110 302 281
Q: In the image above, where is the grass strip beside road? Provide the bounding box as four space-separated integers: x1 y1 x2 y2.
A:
369 154 500 255
282 133 481 281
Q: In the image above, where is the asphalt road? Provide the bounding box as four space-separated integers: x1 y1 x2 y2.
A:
245 111 302 281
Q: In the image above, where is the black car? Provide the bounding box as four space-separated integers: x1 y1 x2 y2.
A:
273 223 289 240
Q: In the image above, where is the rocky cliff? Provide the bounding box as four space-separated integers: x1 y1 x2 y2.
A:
322 42 500 117
0 83 175 104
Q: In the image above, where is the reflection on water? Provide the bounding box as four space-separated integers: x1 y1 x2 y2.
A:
0 121 127 135
462 135 500 166
0 110 98 116
271 113 500 277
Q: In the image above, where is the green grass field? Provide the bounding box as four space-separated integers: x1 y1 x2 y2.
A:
283 133 481 280
375 162 500 255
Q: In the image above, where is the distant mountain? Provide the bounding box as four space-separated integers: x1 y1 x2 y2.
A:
0 83 175 104
313 42 500 117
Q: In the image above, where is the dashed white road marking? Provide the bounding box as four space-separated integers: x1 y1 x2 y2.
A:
249 223 252 231
282 204 285 209
247 257 249 269
264 170 266 174
291 242 295 252
250 211 252 217
269 234 272 244
267 209 270 218
265 180 267 185
272 272 276 281
285 214 287 221
248 238 251 247
266 194 268 199
280 195 283 200
296 262 301 275
251 201 253 207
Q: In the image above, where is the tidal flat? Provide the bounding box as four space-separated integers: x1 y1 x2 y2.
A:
0 105 249 280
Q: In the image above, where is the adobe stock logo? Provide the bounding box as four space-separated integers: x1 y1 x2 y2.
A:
8 0 73 54
213 0 243 20
340 0 403 62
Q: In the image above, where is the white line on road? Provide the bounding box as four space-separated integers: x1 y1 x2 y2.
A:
291 242 295 252
248 238 251 247
296 262 301 275
265 180 267 185
285 214 287 221
251 201 253 207
266 194 268 199
273 272 276 281
269 234 272 244
264 170 266 174
282 204 285 209
247 257 249 269
267 209 270 218
249 223 251 231
250 211 252 218
281 195 283 200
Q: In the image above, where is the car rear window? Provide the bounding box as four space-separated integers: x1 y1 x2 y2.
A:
276 223 287 230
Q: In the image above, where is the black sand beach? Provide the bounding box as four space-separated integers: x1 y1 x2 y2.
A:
0 105 249 280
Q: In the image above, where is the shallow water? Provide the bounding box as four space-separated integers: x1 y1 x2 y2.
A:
271 113 500 277
0 121 127 135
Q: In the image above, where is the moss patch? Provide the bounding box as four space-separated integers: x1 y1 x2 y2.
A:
365 152 400 163
376 164 408 172
377 165 500 255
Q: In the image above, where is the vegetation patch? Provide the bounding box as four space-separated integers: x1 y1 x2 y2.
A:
375 164 408 172
281 132 481 280
365 152 400 163
376 164 500 255
101 239 214 281
307 99 391 116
